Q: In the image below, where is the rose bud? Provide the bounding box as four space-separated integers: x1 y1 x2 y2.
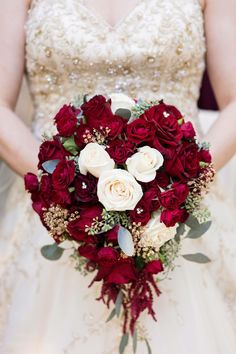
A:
24 173 39 192
54 104 78 137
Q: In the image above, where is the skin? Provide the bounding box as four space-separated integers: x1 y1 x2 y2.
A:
0 0 235 176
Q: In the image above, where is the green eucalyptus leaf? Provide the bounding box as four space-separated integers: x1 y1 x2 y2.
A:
119 333 129 354
135 256 146 270
175 223 186 242
83 94 89 103
182 253 211 264
186 214 201 228
115 290 123 317
115 108 131 120
186 221 212 239
200 161 209 168
41 243 64 261
133 329 138 353
145 339 152 354
42 159 60 174
63 136 78 155
178 118 184 125
106 308 116 323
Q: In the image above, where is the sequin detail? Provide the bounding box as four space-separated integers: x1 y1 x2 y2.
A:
25 0 206 140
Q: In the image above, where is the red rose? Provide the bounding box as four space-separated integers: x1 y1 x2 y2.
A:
130 189 160 225
97 247 119 262
160 209 189 227
74 124 93 148
54 105 79 137
159 183 189 210
105 225 119 243
164 142 200 181
129 197 152 226
40 174 52 204
107 262 137 284
144 260 163 274
95 259 137 284
126 117 156 144
181 121 196 139
74 173 98 203
106 139 134 164
104 115 126 140
78 244 98 262
51 188 71 206
68 204 103 233
81 95 113 129
143 103 183 152
155 169 170 189
145 102 182 121
52 160 75 190
145 188 160 211
38 137 68 168
40 175 51 194
24 173 39 192
199 149 212 164
30 191 48 217
67 223 95 243
141 174 167 192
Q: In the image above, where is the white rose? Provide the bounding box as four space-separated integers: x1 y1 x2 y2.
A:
97 169 143 211
139 213 177 251
126 146 164 183
109 93 136 114
78 142 115 178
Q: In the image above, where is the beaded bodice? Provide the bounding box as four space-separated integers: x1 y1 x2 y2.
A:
25 0 205 138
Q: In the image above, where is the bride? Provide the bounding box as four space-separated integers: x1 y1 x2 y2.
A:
1 0 236 353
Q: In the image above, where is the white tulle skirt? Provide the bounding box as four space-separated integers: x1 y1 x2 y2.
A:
0 163 236 354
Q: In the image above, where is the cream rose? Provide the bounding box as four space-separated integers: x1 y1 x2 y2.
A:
97 169 143 211
126 146 164 182
109 93 136 114
78 142 115 178
139 213 177 251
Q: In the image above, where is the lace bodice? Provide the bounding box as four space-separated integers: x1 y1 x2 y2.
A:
25 0 205 138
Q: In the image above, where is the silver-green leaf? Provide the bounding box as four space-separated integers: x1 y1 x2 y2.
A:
115 290 123 317
106 308 116 323
42 159 60 174
41 243 64 261
115 108 131 120
133 329 138 353
145 339 152 354
182 253 211 264
186 215 201 228
118 226 135 257
119 333 129 354
186 220 212 239
175 223 186 242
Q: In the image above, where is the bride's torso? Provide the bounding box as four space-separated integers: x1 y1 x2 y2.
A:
25 0 205 138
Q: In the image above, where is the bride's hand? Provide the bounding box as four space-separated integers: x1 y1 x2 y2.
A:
203 0 236 170
0 0 39 177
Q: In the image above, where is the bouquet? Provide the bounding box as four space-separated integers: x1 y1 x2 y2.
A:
25 94 215 354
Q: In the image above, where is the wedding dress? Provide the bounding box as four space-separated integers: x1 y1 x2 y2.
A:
1 0 236 353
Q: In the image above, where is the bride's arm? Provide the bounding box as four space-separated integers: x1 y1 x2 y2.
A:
204 0 236 171
0 0 39 177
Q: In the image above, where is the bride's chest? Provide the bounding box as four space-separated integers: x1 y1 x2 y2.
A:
26 0 205 80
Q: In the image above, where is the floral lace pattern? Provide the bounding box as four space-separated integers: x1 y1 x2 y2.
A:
25 0 205 139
